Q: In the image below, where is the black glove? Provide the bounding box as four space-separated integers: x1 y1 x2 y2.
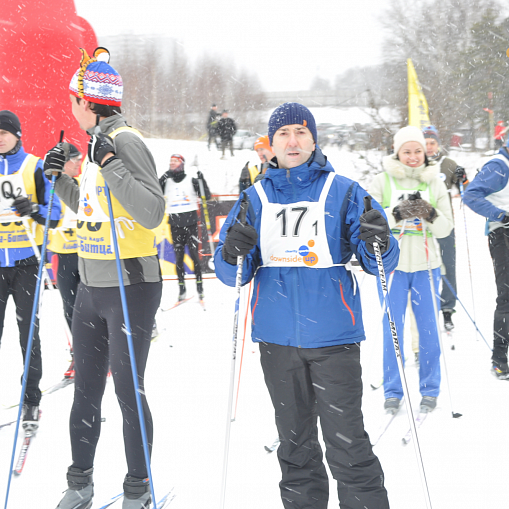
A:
501 215 509 224
454 166 468 184
393 198 437 223
88 132 116 166
222 221 258 264
44 145 66 181
12 196 36 217
358 209 391 254
197 171 204 180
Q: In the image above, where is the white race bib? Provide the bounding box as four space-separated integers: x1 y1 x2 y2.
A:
256 173 336 268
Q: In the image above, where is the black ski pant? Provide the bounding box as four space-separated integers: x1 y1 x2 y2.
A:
221 138 234 157
0 264 42 406
260 342 389 509
70 281 162 478
488 227 509 369
56 253 80 333
208 129 219 149
437 228 456 311
170 223 202 286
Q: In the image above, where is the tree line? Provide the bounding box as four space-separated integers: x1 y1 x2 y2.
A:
318 0 509 149
101 34 267 139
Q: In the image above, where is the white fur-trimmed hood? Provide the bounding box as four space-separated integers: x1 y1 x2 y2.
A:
382 154 438 183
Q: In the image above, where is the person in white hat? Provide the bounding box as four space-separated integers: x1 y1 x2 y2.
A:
369 125 453 415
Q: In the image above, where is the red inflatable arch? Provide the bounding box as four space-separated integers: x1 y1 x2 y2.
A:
0 0 98 158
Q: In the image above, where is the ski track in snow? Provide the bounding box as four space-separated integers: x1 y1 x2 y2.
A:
0 138 507 508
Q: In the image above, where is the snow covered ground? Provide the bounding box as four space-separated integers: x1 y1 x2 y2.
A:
0 138 507 508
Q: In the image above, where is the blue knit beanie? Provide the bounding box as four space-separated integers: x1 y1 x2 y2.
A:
422 125 440 145
268 103 317 146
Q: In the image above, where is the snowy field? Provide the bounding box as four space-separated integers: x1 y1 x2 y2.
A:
0 137 507 508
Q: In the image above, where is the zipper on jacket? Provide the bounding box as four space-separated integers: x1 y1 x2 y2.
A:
292 270 301 347
251 282 260 325
339 281 355 326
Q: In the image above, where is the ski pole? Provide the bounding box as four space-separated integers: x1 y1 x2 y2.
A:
363 196 433 509
459 179 477 340
95 118 157 506
193 156 215 269
3 130 63 509
21 219 54 290
442 275 491 351
368 222 406 389
422 222 462 419
220 192 249 509
233 280 252 420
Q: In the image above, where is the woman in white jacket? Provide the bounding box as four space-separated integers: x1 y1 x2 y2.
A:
369 126 453 414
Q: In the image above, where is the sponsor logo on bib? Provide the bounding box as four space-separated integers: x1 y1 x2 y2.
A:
300 239 319 266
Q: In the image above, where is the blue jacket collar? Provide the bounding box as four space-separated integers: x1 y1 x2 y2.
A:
0 146 29 175
263 147 333 191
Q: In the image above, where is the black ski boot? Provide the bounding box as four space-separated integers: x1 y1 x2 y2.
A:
492 364 509 380
384 397 401 415
178 283 186 302
420 396 437 413
197 280 204 300
22 403 40 433
443 310 454 331
123 476 151 508
56 467 94 509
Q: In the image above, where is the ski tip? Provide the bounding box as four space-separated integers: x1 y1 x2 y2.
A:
452 412 462 418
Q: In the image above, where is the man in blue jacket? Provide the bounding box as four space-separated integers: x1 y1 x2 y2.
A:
0 110 61 430
463 140 509 380
215 103 398 509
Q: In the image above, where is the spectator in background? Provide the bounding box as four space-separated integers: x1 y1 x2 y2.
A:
206 104 219 150
217 110 237 159
423 125 467 330
238 135 274 192
159 154 211 302
494 120 507 150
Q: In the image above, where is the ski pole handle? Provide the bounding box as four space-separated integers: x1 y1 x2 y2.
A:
238 192 249 225
363 195 373 213
50 129 67 177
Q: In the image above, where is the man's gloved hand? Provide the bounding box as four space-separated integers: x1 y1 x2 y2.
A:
358 209 391 254
393 198 437 223
500 214 509 224
454 166 468 184
44 145 66 181
197 171 204 180
12 196 36 217
222 221 258 264
88 132 116 166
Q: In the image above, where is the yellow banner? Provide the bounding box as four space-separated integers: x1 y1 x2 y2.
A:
407 58 430 129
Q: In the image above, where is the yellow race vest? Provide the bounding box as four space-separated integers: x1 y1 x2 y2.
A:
77 127 158 260
48 176 81 254
0 154 44 248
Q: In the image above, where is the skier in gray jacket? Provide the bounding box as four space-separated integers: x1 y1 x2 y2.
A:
44 47 164 509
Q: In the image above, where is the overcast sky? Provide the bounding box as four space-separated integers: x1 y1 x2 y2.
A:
74 0 389 92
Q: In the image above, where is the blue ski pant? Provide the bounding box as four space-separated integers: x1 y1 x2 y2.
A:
379 268 442 400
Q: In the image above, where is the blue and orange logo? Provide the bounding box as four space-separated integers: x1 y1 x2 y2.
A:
83 194 93 217
299 240 319 266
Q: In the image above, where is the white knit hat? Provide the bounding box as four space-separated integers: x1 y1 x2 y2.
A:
393 126 426 156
